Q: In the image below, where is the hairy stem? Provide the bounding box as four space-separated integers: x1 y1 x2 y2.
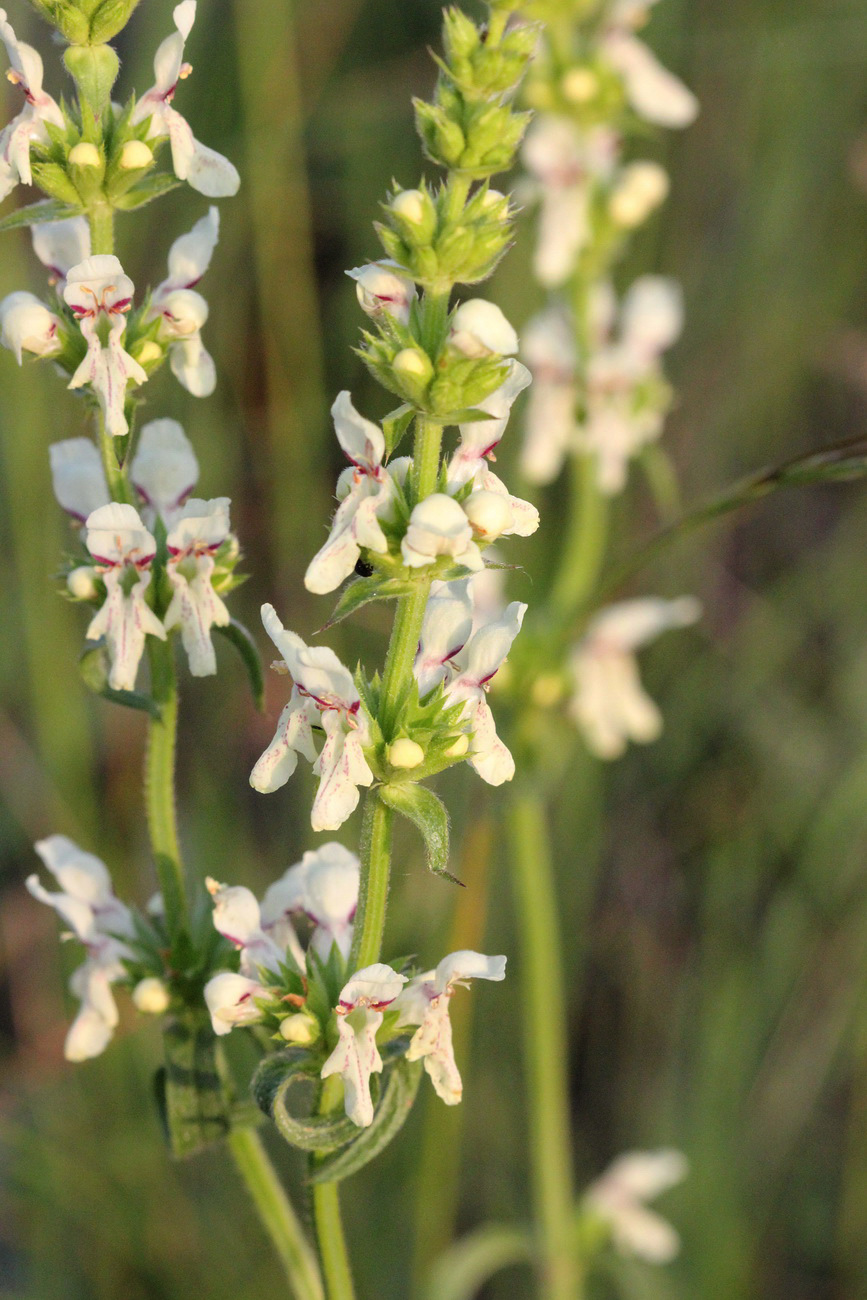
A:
348 790 394 971
311 1077 356 1300
87 202 114 256
144 636 187 940
228 1129 325 1300
509 789 581 1300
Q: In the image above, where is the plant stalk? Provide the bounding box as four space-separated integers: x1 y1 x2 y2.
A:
509 789 581 1300
548 451 607 621
228 1128 325 1300
311 1076 356 1300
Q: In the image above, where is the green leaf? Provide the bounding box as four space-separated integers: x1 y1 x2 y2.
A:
252 1052 359 1153
158 1009 234 1159
79 640 161 717
382 403 415 457
424 1224 534 1300
0 198 83 232
378 783 462 885
309 1055 423 1184
320 575 415 631
113 173 182 209
214 619 264 711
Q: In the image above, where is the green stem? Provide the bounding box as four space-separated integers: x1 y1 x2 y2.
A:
509 789 581 1300
97 411 133 504
348 791 394 971
144 636 187 939
228 1129 325 1300
87 202 114 255
548 452 607 621
311 1076 356 1300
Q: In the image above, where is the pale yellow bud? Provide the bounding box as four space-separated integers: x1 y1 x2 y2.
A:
132 977 171 1015
279 1013 319 1045
393 347 432 379
531 673 564 709
391 189 427 224
480 188 505 210
67 565 98 600
136 340 163 366
388 738 425 769
120 140 154 170
444 733 470 758
562 68 599 104
608 163 670 228
68 142 101 169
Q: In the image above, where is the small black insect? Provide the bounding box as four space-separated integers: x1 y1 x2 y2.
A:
355 559 375 578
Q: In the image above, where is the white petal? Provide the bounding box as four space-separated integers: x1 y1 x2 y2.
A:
331 390 385 471
605 32 698 128
415 579 474 696
130 418 199 526
32 217 91 281
434 949 507 992
621 275 683 358
320 1010 382 1127
49 438 109 521
586 597 701 652
164 205 219 291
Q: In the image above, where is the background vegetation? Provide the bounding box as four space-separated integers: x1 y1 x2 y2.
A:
2 0 867 1296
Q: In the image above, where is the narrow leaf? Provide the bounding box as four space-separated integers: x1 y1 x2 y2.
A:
378 783 462 885
0 198 83 232
79 640 161 717
309 1056 422 1184
113 173 182 209
252 1052 359 1153
319 575 414 632
214 618 264 711
159 1009 233 1159
382 403 415 457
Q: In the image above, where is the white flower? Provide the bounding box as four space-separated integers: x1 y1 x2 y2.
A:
129 418 199 529
31 217 91 286
0 9 64 201
396 950 505 1105
608 160 669 228
64 256 147 438
415 581 524 784
0 290 61 363
130 1 240 197
449 299 518 358
320 964 407 1128
250 604 375 832
49 438 109 522
261 842 360 963
149 206 220 396
585 1148 688 1262
206 877 285 979
445 361 538 537
163 497 231 676
401 494 482 571
346 261 417 327
570 596 700 759
603 28 698 129
204 971 270 1036
520 306 578 485
305 392 399 594
26 835 134 1062
85 503 167 691
521 117 616 287
581 276 683 494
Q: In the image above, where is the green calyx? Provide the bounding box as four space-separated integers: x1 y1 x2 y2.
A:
30 0 141 42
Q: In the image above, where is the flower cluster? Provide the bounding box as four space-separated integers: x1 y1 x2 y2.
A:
0 207 220 435
582 1148 688 1263
203 849 506 1127
26 835 172 1061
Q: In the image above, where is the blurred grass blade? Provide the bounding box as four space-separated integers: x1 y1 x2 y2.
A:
424 1224 534 1300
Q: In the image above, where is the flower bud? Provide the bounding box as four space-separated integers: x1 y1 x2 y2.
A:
561 67 599 104
119 140 154 170
388 738 425 769
390 188 436 244
279 1012 320 1045
444 733 470 758
402 493 476 568
132 977 171 1015
0 292 60 364
135 340 163 366
480 188 506 211
393 347 432 380
463 489 514 540
347 262 417 328
608 162 669 229
450 299 518 358
68 142 102 169
67 565 99 600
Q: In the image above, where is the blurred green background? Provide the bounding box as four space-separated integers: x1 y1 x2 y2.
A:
3 0 867 1296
